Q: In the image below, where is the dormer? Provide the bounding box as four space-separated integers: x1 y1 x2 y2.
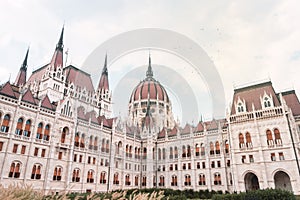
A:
260 91 274 109
235 97 246 113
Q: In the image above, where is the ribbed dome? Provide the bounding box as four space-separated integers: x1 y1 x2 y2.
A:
130 79 169 103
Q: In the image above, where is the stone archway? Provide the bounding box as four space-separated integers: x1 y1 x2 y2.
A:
244 172 260 191
274 171 292 191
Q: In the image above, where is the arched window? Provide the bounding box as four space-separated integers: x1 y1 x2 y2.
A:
87 170 94 183
201 143 205 156
264 97 271 108
106 140 109 153
274 128 282 145
8 161 21 178
246 132 252 148
174 146 178 158
116 141 122 155
195 144 200 156
239 133 245 148
1 114 11 133
237 102 244 113
31 164 41 179
225 140 229 154
187 145 191 157
266 129 273 146
100 171 106 184
125 174 130 186
159 175 165 187
134 175 139 186
89 136 93 150
129 145 132 158
36 123 43 139
15 118 24 135
158 148 162 160
162 148 166 160
134 147 138 159
44 124 50 141
74 132 80 147
94 137 98 150
171 175 177 186
215 141 220 154
143 147 147 159
61 127 68 143
199 174 206 185
126 145 129 157
210 142 214 155
80 134 85 148
72 169 80 182
113 173 119 185
182 145 186 158
101 139 106 152
214 173 221 185
184 174 191 186
169 147 173 159
53 166 62 181
137 148 141 159
142 176 147 186
24 120 32 137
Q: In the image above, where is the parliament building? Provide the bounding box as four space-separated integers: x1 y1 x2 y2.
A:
0 27 300 195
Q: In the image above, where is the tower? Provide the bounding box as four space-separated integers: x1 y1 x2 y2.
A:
14 48 29 87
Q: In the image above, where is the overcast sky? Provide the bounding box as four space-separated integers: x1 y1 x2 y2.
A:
0 0 300 124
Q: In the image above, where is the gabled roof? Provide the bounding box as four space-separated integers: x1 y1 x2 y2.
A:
21 89 36 105
181 124 191 134
86 111 98 124
158 128 166 139
27 64 49 84
64 65 95 93
205 120 218 131
0 82 17 99
231 81 281 114
168 126 178 137
194 121 204 132
41 95 55 110
282 90 300 116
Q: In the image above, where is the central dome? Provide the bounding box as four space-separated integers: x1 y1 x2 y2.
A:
128 55 175 130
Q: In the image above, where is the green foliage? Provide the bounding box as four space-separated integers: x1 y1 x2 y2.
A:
212 188 295 200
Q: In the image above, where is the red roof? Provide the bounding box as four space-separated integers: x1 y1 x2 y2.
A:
231 81 280 114
158 128 166 138
27 64 48 85
98 73 109 91
0 82 17 99
168 126 178 136
181 124 191 134
41 95 55 110
205 120 218 131
282 90 300 116
21 90 36 105
50 49 63 69
14 70 26 87
194 121 204 132
64 65 95 93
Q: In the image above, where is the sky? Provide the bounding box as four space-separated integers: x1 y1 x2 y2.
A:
0 0 300 124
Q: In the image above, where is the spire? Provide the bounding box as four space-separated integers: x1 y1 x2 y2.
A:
146 53 153 79
14 48 29 86
97 54 109 91
56 25 64 51
50 26 64 69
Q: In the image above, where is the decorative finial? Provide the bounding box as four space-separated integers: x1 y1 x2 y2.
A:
102 53 108 75
21 47 29 70
146 52 153 78
56 25 64 50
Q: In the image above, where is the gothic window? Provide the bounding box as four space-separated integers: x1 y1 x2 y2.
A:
126 145 129 157
31 164 41 180
162 148 166 160
87 170 94 183
237 102 244 113
106 140 109 153
158 148 162 160
125 174 130 186
171 175 177 186
36 123 43 139
8 161 21 178
182 145 186 157
80 134 85 148
1 114 11 133
142 176 146 186
15 118 24 135
159 176 165 186
89 136 93 150
94 137 98 150
129 145 132 158
239 133 245 148
199 174 206 185
210 142 214 155
195 144 200 156
214 173 221 185
215 141 220 154
143 148 147 159
266 129 274 146
24 120 32 137
100 171 106 184
43 124 50 141
134 175 139 186
225 140 229 154
74 132 80 147
274 128 282 145
174 146 178 158
61 127 68 144
72 169 80 182
169 147 173 159
187 145 191 157
113 173 119 185
53 166 62 181
184 174 191 186
246 132 252 148
263 97 272 108
201 143 205 156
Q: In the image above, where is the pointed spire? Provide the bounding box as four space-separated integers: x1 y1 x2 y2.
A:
102 53 108 75
14 48 29 86
21 47 29 70
56 25 64 50
97 54 109 91
146 53 153 79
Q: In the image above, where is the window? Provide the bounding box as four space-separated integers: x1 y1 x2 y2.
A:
58 152 63 160
217 161 221 168
210 142 214 155
187 145 191 157
9 162 21 178
61 127 68 144
44 124 50 141
175 164 178 170
162 148 166 159
36 123 43 139
87 156 91 164
215 141 220 154
227 160 230 167
169 147 173 159
266 130 274 146
174 147 178 158
184 175 191 186
106 140 109 153
237 102 244 113
214 173 221 185
80 134 85 148
170 164 173 171
153 175 156 187
24 120 32 137
135 175 139 186
93 157 96 165
79 155 83 163
72 169 80 182
125 174 130 185
87 170 94 183
41 149 45 157
94 137 98 150
34 148 39 156
279 152 285 160
171 175 177 186
202 162 206 169
53 167 62 181
183 163 186 170
211 161 215 168
274 129 282 145
199 174 206 185
188 163 191 169
142 176 146 186
74 132 80 147
197 162 200 169
100 172 106 184
182 145 186 157
15 118 23 135
113 173 119 185
158 148 161 160
246 132 252 148
264 97 271 108
249 155 254 163
21 145 26 154
201 143 205 156
242 155 246 163
31 164 41 179
271 153 276 161
12 144 18 153
1 114 11 133
0 141 3 151
225 140 229 154
159 176 165 187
